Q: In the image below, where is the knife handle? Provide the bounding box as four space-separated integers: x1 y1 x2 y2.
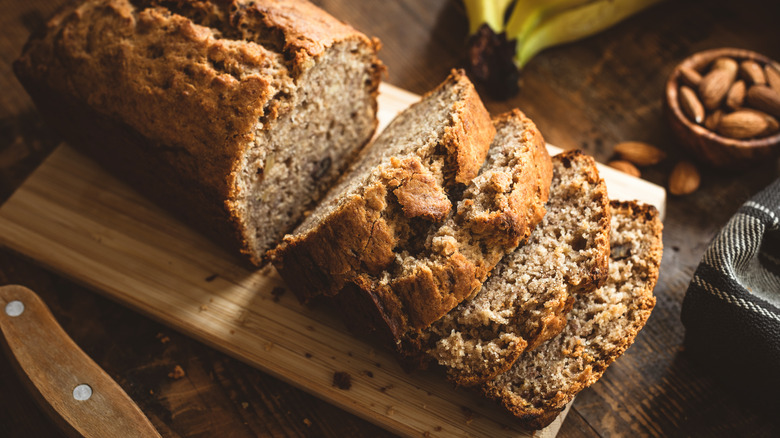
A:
0 285 161 438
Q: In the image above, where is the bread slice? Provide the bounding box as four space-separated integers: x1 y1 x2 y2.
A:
271 75 552 342
14 0 382 266
423 150 611 386
481 201 662 430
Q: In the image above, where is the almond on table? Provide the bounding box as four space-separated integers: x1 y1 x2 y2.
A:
668 161 701 196
608 160 642 177
614 141 666 166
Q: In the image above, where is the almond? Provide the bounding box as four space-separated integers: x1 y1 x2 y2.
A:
745 85 780 118
712 57 739 73
679 66 702 88
725 80 746 110
614 141 666 166
743 108 780 136
740 60 766 85
668 161 700 196
716 109 777 139
699 57 738 110
679 86 705 124
766 64 780 93
607 160 641 178
704 109 723 131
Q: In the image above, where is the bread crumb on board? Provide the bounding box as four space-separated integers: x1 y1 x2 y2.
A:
168 365 185 380
332 371 352 390
260 265 275 277
461 406 475 425
271 286 286 302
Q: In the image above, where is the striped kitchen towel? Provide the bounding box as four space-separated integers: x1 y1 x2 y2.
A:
681 177 780 394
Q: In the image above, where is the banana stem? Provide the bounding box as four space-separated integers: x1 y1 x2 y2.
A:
463 0 515 34
515 0 666 68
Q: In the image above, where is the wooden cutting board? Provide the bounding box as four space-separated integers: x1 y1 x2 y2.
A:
0 84 665 438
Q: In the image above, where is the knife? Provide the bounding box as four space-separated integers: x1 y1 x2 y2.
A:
0 284 161 438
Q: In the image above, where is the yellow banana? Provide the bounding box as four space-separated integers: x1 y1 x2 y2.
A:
514 0 666 67
505 0 598 45
460 0 665 97
462 0 515 34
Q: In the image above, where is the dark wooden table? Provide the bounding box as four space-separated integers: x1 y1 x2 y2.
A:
2 0 779 436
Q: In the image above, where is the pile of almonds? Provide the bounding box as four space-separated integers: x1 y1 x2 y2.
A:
608 141 700 196
677 56 780 139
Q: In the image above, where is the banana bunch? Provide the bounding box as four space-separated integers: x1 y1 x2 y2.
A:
463 0 666 98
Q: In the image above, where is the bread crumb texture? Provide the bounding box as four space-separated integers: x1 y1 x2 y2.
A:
480 200 662 430
425 150 611 386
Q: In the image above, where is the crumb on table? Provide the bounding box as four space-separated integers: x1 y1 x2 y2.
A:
332 371 352 390
168 365 186 380
271 286 286 302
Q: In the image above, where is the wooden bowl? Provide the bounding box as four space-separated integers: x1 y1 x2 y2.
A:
665 47 780 169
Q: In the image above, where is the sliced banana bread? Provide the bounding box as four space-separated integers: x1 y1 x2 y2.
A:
271 76 552 341
423 150 611 386
481 201 662 430
14 0 383 266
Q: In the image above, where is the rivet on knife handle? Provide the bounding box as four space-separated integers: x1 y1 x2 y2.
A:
0 285 161 438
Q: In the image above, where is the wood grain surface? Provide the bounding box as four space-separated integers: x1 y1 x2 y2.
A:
1 0 779 437
0 84 663 438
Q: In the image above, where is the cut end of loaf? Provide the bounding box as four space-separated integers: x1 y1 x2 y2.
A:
236 38 381 265
391 108 553 331
269 69 495 298
424 150 611 386
481 200 662 430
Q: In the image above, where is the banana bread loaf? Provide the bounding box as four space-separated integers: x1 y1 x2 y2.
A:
481 200 662 430
14 0 383 265
423 150 611 386
270 72 552 344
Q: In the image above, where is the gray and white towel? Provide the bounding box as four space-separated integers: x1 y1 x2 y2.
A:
681 178 780 394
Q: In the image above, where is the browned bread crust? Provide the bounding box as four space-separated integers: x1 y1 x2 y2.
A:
14 0 383 265
480 200 662 430
270 71 494 304
271 75 552 345
271 71 494 306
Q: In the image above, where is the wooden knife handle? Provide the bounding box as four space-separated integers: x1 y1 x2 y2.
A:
0 285 161 438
